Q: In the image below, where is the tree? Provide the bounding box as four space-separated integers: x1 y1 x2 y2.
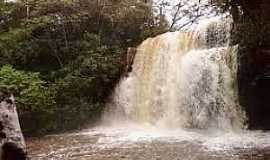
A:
0 65 55 110
0 0 168 135
153 0 229 31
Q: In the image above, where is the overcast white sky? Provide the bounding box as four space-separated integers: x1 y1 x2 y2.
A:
153 0 218 30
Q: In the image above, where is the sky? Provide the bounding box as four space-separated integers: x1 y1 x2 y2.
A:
153 0 224 30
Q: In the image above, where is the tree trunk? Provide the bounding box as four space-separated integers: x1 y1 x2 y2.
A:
0 94 26 160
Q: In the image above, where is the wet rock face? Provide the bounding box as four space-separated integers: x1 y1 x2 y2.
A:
0 95 26 160
238 48 270 129
233 0 270 129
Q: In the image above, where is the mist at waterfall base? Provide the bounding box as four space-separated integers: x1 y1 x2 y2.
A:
27 18 270 160
104 18 245 132
81 18 270 151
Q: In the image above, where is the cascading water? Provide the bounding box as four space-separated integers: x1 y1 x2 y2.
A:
104 18 246 131
28 16 270 160
25 2 270 159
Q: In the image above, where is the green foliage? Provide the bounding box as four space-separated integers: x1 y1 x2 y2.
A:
0 0 168 135
0 65 56 135
0 65 55 111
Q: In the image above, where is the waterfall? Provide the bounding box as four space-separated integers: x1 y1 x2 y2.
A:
104 18 246 131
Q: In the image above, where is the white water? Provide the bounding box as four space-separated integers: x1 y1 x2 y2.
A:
28 125 270 160
28 18 270 160
104 18 246 132
78 126 270 151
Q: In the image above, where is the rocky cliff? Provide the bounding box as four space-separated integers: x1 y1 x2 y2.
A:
232 0 270 129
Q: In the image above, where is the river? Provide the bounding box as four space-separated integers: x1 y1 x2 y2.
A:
27 125 270 160
27 17 270 160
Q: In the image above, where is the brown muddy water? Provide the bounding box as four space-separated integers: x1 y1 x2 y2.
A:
27 125 270 160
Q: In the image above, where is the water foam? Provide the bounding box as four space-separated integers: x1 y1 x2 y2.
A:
104 18 245 131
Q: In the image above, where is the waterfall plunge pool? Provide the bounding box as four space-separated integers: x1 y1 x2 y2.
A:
27 18 270 160
27 125 270 160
